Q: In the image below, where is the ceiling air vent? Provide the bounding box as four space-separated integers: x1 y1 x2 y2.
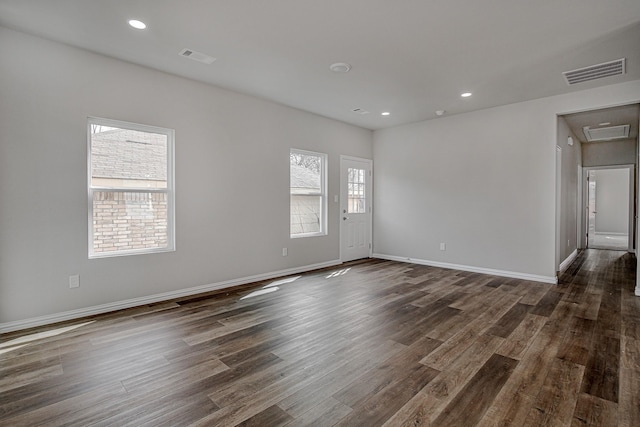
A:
563 58 625 85
583 125 630 142
178 48 216 64
351 108 370 115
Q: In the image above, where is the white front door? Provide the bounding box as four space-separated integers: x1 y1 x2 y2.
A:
340 156 372 262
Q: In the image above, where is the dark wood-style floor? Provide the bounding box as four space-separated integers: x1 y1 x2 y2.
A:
1 249 638 426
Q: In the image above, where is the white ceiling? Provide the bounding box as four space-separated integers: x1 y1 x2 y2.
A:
1 0 639 130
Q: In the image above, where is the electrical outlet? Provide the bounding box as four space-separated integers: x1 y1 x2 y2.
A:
69 274 80 288
282 248 288 256
440 243 446 251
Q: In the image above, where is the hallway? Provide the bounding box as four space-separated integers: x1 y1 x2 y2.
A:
590 233 629 251
557 248 638 426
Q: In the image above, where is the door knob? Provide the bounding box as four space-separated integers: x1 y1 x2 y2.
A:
343 216 349 220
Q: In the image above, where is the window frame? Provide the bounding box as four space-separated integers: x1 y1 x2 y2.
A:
87 117 176 258
290 148 328 238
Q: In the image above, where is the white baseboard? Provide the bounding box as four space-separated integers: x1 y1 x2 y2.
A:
0 259 341 334
372 253 557 284
559 249 578 273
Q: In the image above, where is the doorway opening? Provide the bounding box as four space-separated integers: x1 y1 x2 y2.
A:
584 166 634 251
556 103 639 276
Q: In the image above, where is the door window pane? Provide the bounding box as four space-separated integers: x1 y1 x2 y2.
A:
347 167 366 213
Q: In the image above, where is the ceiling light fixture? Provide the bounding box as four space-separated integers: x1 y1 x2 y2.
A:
381 112 390 116
461 92 472 98
128 19 147 30
599 122 611 126
436 110 445 116
329 63 351 73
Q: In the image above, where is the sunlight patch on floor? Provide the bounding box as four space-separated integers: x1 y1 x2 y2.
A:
326 268 351 279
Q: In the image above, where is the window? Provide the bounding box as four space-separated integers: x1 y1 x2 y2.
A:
88 118 175 258
290 149 327 237
347 167 366 213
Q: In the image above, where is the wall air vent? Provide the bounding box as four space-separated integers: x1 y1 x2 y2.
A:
583 125 630 142
563 58 625 85
178 48 216 64
351 108 370 115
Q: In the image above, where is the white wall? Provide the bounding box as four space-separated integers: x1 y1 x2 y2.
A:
557 117 582 266
373 79 640 280
582 139 637 167
594 168 630 234
0 27 372 326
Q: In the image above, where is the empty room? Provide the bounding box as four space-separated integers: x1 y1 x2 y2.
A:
1 1 640 426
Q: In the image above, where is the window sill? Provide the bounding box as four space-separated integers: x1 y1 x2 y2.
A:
290 232 327 239
89 247 175 259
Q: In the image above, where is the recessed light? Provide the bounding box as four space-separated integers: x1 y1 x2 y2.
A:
461 92 472 98
599 122 611 126
381 112 390 116
128 19 147 30
329 63 351 73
